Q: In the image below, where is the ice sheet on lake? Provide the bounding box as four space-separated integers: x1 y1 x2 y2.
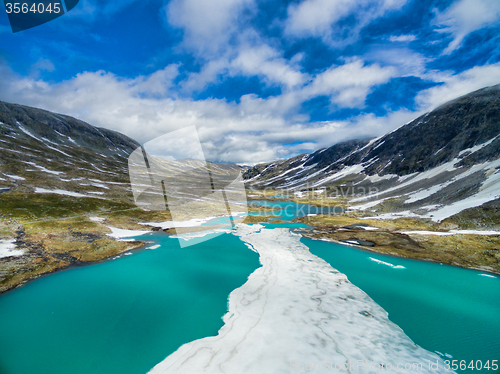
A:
149 225 450 374
370 257 405 269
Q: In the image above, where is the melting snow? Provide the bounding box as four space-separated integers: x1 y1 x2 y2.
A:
139 217 218 230
364 173 398 183
458 135 499 157
60 177 85 182
35 188 87 197
0 239 24 258
423 168 500 221
22 161 64 175
34 188 106 199
312 164 365 187
89 216 106 222
400 230 500 236
91 182 109 189
45 144 72 157
3 174 25 180
149 225 445 374
17 123 39 140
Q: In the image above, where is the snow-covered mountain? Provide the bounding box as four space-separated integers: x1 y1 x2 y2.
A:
244 84 500 223
0 101 139 201
0 102 152 294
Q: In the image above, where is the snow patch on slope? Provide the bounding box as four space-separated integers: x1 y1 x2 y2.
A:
0 239 24 258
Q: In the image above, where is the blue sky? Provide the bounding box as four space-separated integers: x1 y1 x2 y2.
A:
1 0 500 164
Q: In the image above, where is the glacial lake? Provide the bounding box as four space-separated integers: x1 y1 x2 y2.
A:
0 205 499 373
0 232 260 374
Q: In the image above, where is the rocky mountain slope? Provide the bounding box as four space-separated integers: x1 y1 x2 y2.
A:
0 102 170 293
244 84 500 225
0 101 139 199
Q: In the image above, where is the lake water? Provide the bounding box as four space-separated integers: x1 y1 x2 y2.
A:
0 232 260 374
306 238 500 371
0 202 499 373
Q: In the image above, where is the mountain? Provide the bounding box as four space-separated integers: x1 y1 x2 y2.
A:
0 101 168 293
0 101 246 293
244 84 500 224
0 101 139 199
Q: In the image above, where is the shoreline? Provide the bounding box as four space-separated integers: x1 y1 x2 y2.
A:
0 238 149 296
293 214 500 276
0 211 245 296
302 233 500 277
246 192 500 275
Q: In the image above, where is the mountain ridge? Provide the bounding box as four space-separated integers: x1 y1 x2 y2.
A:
0 101 170 294
244 84 500 224
1 89 500 292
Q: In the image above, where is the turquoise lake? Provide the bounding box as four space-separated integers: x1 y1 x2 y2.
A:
0 232 260 374
306 238 500 372
0 203 499 373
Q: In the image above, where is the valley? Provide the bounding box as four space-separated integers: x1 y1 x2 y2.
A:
244 85 500 274
0 86 499 374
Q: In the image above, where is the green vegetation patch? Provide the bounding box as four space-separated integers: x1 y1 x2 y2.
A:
0 192 135 222
0 255 70 293
300 214 500 274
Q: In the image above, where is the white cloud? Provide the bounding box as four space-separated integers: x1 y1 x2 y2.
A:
434 0 500 54
166 0 255 56
3 57 498 165
181 58 230 93
302 60 396 107
363 46 428 77
284 0 407 45
229 44 307 89
416 62 500 110
31 59 56 75
134 65 180 95
180 40 307 93
389 34 416 42
0 60 404 164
